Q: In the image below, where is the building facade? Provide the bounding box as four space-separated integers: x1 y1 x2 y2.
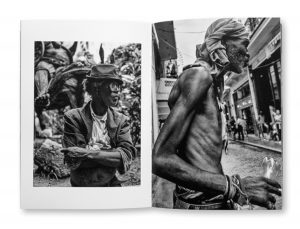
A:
152 21 178 138
224 18 281 135
248 18 281 124
224 69 257 134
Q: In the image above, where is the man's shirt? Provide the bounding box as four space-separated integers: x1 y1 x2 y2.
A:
62 101 137 186
88 103 111 150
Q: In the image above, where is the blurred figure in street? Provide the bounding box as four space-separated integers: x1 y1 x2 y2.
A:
273 109 282 142
221 105 229 155
223 125 229 155
230 117 237 140
236 117 244 141
257 110 268 140
241 117 248 139
270 122 279 141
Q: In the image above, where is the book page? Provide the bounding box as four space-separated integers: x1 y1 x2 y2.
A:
21 20 152 209
152 18 282 210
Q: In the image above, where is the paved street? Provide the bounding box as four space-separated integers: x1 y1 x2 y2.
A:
152 140 283 210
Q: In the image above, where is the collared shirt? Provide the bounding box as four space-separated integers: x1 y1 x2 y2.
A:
63 101 137 186
88 103 111 150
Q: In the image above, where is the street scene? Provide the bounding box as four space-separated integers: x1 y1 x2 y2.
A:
152 18 282 210
33 41 141 187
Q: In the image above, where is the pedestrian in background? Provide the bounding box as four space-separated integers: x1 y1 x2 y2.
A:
270 122 279 141
241 118 248 139
273 109 282 141
257 110 267 140
236 117 244 141
221 109 229 155
230 117 236 140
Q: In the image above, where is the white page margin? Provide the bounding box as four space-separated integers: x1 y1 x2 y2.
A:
20 20 152 209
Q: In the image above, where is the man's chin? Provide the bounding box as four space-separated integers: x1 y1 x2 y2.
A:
230 65 244 74
234 68 243 74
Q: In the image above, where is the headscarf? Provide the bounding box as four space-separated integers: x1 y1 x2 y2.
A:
198 18 249 73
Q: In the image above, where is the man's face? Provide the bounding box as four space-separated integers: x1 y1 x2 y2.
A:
225 38 250 74
91 80 121 107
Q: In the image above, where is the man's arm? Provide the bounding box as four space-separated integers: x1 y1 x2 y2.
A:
86 115 136 173
153 67 281 209
153 67 227 194
62 114 136 173
62 147 123 169
62 112 121 169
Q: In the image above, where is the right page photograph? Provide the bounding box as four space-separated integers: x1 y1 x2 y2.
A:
152 18 282 210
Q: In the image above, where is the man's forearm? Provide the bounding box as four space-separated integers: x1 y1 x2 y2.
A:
86 149 122 168
153 154 227 195
63 146 123 169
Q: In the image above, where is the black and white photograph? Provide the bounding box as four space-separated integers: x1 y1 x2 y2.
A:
7 0 300 227
152 18 282 210
33 41 141 187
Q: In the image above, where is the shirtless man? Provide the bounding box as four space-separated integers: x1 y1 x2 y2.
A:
152 19 281 210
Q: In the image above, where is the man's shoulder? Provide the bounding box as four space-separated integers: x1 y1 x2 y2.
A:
178 65 213 94
109 107 130 122
181 64 212 85
183 65 211 76
182 60 211 73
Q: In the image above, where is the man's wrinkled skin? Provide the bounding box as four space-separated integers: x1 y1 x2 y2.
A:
152 38 281 209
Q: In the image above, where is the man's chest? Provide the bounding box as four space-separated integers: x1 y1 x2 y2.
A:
88 119 112 150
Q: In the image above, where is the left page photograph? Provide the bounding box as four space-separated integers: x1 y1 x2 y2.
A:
21 21 152 209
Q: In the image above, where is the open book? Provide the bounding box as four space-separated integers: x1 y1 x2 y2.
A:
21 18 282 210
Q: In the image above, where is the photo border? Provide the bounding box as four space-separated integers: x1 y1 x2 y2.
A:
21 20 151 209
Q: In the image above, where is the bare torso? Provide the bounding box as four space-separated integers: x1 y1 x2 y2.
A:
168 66 223 174
153 41 282 208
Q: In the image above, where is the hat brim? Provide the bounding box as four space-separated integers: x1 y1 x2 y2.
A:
87 75 123 84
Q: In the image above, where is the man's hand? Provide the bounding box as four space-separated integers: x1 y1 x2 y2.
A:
61 147 91 170
242 176 282 209
262 157 281 179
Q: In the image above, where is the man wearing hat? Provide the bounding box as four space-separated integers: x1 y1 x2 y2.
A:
61 64 136 187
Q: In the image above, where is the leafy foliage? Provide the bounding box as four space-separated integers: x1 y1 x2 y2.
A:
109 43 141 145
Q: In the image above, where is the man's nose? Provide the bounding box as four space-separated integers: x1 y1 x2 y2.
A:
245 52 250 60
244 53 250 66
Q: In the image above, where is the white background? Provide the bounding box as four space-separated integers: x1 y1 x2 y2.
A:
0 0 299 227
20 21 151 209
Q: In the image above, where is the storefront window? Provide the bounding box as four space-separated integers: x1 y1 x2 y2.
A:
237 90 243 99
235 83 251 101
164 59 178 79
